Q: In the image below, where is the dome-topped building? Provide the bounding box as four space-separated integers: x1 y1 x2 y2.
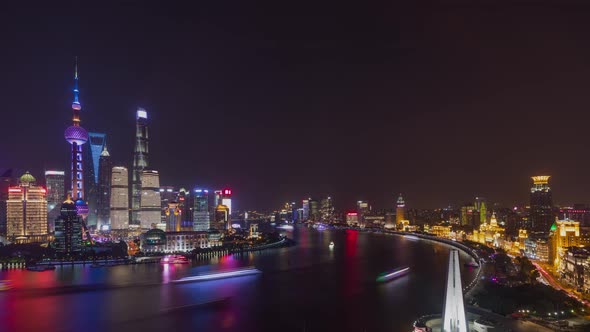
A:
19 171 36 185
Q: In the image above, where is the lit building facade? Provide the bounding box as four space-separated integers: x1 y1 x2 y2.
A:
302 199 310 221
214 204 230 231
132 108 149 225
83 132 106 226
159 186 177 223
45 170 65 213
165 202 181 232
473 213 505 247
96 147 112 230
193 189 210 231
530 176 553 234
320 196 334 222
346 212 359 226
309 198 320 221
7 172 48 243
357 201 369 227
140 229 221 253
54 196 83 254
110 166 129 230
140 170 161 229
221 188 232 216
396 193 406 224
45 170 65 233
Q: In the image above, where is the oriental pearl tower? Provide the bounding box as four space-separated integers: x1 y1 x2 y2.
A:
64 58 89 218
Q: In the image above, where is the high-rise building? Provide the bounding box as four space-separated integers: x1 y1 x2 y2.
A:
309 198 320 221
132 108 149 225
96 146 112 230
165 201 182 232
110 166 129 230
357 200 369 226
214 204 230 231
159 186 177 223
214 190 222 207
54 196 83 254
45 170 65 233
302 199 310 221
139 170 161 229
530 176 553 234
63 59 89 218
178 188 192 225
0 169 16 235
83 132 106 226
193 189 210 231
45 170 65 211
7 172 48 243
396 194 406 224
320 197 334 222
221 188 232 216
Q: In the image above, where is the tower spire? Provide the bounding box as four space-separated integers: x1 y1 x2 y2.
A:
72 56 81 112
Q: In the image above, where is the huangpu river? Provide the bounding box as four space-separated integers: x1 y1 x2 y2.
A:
0 226 477 332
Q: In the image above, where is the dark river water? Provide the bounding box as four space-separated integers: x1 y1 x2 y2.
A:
0 226 477 332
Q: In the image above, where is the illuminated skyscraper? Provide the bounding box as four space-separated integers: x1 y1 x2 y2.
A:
64 59 88 215
83 132 106 226
45 170 65 210
139 170 161 229
132 108 149 225
96 146 112 230
302 199 310 221
54 196 83 254
221 188 232 216
320 196 334 222
214 204 230 230
110 166 129 230
45 170 65 233
396 194 406 224
193 189 210 231
530 176 553 233
165 201 181 232
357 200 369 226
214 190 222 207
309 198 320 221
7 172 48 243
160 186 177 223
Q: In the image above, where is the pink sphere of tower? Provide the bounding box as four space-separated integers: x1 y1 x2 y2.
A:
64 125 88 145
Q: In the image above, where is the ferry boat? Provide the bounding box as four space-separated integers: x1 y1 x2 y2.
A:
172 267 261 283
329 241 335 250
26 265 56 272
161 255 190 264
376 266 410 283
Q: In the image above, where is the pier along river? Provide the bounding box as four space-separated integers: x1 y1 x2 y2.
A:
0 226 477 332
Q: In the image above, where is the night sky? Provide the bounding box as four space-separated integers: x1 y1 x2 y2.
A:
2 1 590 210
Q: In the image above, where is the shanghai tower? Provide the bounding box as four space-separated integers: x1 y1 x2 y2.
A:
131 108 149 225
63 58 89 218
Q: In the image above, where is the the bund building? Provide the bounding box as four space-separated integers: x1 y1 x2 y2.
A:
530 176 553 234
6 172 48 243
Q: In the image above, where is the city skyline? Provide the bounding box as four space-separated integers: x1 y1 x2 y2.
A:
3 2 590 210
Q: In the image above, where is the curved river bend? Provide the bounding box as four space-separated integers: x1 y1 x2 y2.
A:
0 226 477 332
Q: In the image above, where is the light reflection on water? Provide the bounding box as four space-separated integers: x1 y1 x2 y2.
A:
0 226 477 332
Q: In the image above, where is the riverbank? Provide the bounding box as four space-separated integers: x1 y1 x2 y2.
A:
6 236 296 270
